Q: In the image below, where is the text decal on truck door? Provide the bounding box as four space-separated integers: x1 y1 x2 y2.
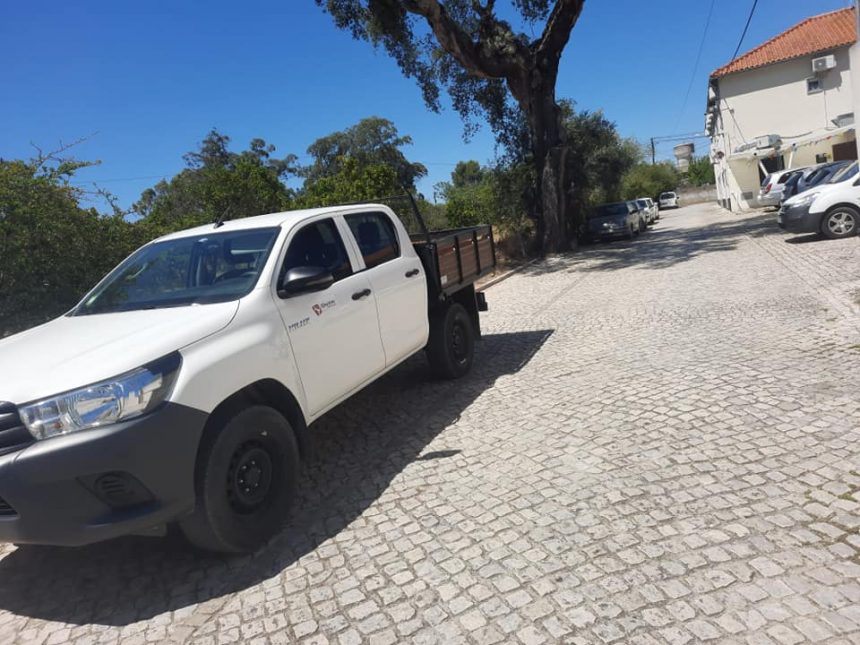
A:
288 317 310 332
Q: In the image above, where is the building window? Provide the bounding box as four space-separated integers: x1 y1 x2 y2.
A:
807 77 823 94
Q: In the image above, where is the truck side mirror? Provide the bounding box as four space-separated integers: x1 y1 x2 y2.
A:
278 266 334 298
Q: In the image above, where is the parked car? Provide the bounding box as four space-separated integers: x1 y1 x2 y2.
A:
636 197 657 224
658 192 679 209
646 197 660 221
0 202 496 552
781 161 851 203
778 161 860 238
587 201 640 241
631 200 649 231
759 168 808 207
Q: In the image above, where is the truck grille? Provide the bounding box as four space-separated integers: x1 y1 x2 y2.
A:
0 402 34 457
0 495 15 517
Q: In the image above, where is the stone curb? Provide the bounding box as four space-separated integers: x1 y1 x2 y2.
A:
478 259 541 290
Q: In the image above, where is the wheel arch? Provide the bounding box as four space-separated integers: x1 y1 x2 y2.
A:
196 380 310 473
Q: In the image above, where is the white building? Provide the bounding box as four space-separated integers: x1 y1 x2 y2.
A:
706 8 857 211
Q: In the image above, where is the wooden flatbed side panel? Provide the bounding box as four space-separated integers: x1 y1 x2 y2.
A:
477 232 495 270
457 233 478 282
436 239 460 287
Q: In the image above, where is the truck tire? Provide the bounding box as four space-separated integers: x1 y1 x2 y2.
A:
427 302 474 379
821 205 859 239
180 405 299 553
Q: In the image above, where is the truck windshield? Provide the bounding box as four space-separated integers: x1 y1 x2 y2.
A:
73 227 280 315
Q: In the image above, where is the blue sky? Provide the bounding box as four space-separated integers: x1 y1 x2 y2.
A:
1 0 852 210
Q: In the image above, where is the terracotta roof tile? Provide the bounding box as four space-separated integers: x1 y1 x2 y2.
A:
712 7 856 78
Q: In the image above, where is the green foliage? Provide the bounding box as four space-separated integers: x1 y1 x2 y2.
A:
435 160 534 255
0 157 146 335
621 163 680 200
297 156 401 208
559 102 641 231
302 117 427 189
686 156 715 187
134 130 296 233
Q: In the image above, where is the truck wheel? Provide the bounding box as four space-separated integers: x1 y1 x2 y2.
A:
180 405 299 553
821 205 859 239
427 303 474 379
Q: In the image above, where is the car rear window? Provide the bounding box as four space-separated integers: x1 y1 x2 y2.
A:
591 203 629 217
660 193 675 199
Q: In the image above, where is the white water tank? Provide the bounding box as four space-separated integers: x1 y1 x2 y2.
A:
673 143 695 171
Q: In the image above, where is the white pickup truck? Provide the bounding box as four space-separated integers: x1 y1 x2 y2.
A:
0 202 496 552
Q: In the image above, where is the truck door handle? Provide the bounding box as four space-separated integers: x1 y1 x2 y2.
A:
405 269 420 278
352 288 371 300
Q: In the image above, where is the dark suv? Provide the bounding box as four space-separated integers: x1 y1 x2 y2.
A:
587 202 640 241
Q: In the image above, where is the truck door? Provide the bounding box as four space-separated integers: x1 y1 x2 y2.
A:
344 211 427 365
274 217 385 416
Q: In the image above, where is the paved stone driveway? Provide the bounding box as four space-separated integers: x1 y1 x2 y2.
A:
1 203 859 645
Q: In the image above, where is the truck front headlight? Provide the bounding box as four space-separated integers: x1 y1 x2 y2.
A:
20 353 181 440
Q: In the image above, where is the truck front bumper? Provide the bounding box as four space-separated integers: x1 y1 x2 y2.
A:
0 402 207 547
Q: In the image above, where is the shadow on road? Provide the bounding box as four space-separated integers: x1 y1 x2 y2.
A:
784 233 825 245
0 330 552 627
540 210 781 273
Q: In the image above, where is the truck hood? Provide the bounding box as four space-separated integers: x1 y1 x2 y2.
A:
0 302 239 404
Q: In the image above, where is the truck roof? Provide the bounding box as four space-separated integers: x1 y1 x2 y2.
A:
154 203 395 242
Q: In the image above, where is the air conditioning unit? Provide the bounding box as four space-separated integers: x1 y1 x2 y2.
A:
755 134 781 149
812 54 836 73
734 141 758 154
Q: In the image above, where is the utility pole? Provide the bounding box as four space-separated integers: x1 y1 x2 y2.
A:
650 138 656 165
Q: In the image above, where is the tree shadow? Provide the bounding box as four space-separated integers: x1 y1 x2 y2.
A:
520 212 780 275
0 330 552 627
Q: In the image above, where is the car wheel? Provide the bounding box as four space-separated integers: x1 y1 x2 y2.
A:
821 206 859 239
180 405 299 553
639 218 647 233
626 225 635 240
427 302 474 379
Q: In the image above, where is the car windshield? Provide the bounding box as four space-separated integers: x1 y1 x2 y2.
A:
636 200 648 208
828 161 858 183
591 203 629 218
73 227 280 315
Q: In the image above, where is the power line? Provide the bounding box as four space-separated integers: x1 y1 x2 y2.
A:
674 0 717 131
731 0 760 61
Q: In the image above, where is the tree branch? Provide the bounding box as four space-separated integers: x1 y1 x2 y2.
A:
402 0 522 79
536 0 584 62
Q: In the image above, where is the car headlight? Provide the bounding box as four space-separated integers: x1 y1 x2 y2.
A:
791 192 819 207
20 353 181 440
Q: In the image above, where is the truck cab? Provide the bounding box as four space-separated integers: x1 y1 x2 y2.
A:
0 203 495 552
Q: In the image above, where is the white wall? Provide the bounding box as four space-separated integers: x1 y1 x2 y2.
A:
717 47 853 151
852 2 860 159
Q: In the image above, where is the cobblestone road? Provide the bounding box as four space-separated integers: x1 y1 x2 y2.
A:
1 203 860 644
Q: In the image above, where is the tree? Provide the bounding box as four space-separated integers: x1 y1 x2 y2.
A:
0 152 145 335
316 0 586 254
135 130 297 232
621 163 680 200
686 155 715 187
297 156 402 208
559 102 641 233
303 117 427 189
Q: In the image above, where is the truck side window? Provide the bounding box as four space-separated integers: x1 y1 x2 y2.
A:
345 212 400 269
281 219 352 283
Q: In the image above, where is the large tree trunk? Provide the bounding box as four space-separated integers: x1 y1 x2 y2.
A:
521 75 571 255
